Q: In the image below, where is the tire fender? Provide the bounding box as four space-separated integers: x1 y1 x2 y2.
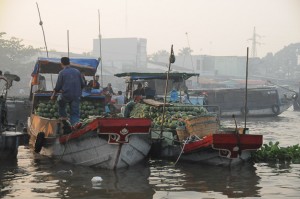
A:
34 132 45 153
271 104 280 115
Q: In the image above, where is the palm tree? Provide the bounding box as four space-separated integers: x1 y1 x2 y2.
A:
149 50 169 62
178 47 193 68
178 47 193 56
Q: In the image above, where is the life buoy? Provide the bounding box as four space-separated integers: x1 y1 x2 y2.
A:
241 107 249 115
34 132 45 153
271 104 280 115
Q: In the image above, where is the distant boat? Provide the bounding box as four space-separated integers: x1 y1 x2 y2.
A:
188 87 294 117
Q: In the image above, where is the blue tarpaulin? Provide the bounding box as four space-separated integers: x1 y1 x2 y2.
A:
32 57 99 76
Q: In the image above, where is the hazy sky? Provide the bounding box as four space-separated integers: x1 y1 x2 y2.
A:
0 0 299 57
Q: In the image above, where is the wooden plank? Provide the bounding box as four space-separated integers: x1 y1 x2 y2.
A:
143 99 171 107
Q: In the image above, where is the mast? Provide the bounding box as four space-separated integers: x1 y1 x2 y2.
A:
67 30 70 57
36 2 49 58
244 47 249 128
36 2 54 89
160 45 175 136
98 10 103 87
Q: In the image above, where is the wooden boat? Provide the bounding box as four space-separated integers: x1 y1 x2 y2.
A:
175 49 262 165
115 72 262 166
150 125 262 166
27 58 152 169
0 75 28 159
188 87 294 117
28 115 152 169
180 129 261 166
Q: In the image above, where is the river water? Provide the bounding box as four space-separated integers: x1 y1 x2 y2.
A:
1 108 300 199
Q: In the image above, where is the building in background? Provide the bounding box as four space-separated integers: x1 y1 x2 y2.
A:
175 54 247 77
92 38 147 72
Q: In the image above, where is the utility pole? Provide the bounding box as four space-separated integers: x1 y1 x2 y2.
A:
247 27 264 58
185 32 194 71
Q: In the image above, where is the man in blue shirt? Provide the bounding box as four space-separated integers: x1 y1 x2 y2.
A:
50 57 85 126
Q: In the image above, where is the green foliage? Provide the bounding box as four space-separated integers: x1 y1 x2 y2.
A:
0 32 40 66
0 32 41 97
251 141 300 163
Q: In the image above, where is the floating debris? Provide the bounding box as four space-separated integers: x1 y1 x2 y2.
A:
91 176 103 183
57 170 73 176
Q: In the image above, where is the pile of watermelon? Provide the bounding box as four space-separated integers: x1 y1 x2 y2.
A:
129 103 215 130
34 100 104 120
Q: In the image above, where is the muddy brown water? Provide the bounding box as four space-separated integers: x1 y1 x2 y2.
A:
1 108 300 199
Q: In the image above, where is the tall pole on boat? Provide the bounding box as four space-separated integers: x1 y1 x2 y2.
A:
36 2 54 89
98 9 103 87
160 45 175 136
36 2 49 58
67 30 70 57
244 47 249 128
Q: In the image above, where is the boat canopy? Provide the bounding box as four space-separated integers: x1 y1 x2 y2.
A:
114 72 199 82
31 57 99 76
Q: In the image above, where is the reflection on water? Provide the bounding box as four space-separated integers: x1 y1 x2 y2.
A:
149 160 261 198
1 109 300 199
0 147 154 199
255 162 300 199
1 148 263 199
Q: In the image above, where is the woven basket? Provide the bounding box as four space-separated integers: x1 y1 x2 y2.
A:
185 116 218 138
176 127 190 141
185 116 216 125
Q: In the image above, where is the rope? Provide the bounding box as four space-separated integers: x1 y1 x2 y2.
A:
174 137 189 165
58 124 72 161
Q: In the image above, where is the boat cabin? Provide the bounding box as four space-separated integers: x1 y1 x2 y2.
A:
114 72 199 103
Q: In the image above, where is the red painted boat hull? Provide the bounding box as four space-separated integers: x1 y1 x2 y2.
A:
183 133 263 159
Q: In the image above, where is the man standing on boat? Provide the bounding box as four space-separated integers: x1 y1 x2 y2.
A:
133 83 145 102
51 57 85 126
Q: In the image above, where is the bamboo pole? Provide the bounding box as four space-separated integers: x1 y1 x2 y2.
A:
98 10 103 87
244 47 249 128
67 30 70 57
160 45 175 136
